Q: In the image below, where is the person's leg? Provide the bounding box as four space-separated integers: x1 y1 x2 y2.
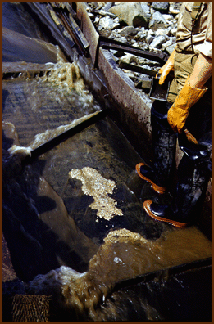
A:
142 51 212 227
143 99 212 228
136 52 197 194
143 141 211 227
136 101 176 194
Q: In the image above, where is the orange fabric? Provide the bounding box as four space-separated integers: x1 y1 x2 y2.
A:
158 49 175 85
167 76 207 133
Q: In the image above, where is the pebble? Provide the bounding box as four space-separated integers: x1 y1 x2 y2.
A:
151 2 169 12
98 16 120 30
149 11 167 30
120 26 139 37
149 35 166 50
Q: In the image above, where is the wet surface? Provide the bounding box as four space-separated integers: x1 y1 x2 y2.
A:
2 2 212 322
100 259 212 322
2 76 99 148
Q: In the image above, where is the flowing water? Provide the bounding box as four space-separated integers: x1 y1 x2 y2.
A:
2 2 212 322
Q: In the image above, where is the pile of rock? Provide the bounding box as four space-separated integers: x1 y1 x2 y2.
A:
87 2 181 53
86 2 182 93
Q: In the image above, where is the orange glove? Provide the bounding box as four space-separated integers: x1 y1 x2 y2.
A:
158 49 175 85
167 76 207 133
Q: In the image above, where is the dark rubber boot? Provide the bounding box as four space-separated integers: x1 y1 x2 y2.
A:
151 100 177 188
136 101 176 193
135 163 166 194
143 152 211 228
143 200 188 228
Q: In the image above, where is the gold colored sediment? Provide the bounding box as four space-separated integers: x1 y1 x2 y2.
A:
69 167 123 220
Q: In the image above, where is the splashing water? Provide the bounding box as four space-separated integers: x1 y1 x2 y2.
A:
29 226 212 321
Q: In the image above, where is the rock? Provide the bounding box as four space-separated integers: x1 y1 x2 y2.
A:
149 35 166 50
162 14 175 24
156 28 168 36
117 36 127 44
165 43 176 55
119 53 139 65
93 16 100 27
149 11 167 31
119 53 133 64
139 75 152 90
109 2 150 28
140 3 152 20
91 1 178 83
120 26 138 37
151 2 169 12
169 2 182 15
98 16 120 30
130 55 139 65
122 69 136 80
102 2 114 12
170 28 177 36
135 79 152 91
97 10 116 18
161 39 172 51
97 2 107 9
139 43 149 51
146 34 154 45
134 28 147 42
99 29 112 37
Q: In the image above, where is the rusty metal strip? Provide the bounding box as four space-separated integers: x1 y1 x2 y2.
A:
118 61 157 77
99 36 169 65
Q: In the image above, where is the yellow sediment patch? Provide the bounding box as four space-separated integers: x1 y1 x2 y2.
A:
69 167 123 220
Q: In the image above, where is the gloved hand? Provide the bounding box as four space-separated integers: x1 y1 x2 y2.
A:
157 49 175 85
167 76 207 133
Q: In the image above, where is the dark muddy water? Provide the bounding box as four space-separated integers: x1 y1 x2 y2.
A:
2 2 212 322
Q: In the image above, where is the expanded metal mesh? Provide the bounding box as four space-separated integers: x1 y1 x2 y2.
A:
12 295 51 322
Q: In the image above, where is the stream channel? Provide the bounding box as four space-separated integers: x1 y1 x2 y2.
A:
2 2 212 322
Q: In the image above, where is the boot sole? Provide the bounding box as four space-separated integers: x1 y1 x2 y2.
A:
135 163 166 194
143 200 188 228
